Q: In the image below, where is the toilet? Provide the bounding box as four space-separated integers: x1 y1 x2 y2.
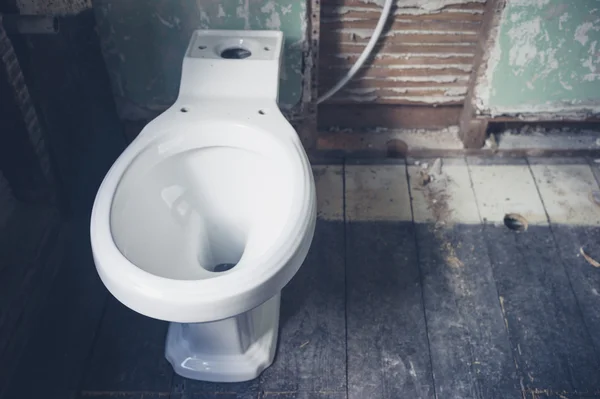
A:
90 30 316 382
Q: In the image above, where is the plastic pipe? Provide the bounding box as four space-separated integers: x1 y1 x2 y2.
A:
316 0 394 104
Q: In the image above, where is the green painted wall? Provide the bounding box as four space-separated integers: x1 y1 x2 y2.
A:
476 0 600 116
92 0 307 119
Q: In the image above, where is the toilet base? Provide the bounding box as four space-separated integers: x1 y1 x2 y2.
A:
165 293 280 382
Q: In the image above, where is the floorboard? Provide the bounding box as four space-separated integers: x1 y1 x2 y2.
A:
3 159 600 399
0 204 63 395
415 224 521 399
259 166 346 395
259 221 347 394
2 219 108 399
550 224 600 353
346 221 434 399
79 295 173 394
469 161 600 394
345 163 434 399
407 158 520 399
261 393 346 399
529 161 600 381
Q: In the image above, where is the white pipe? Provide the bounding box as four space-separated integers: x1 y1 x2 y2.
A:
316 0 394 104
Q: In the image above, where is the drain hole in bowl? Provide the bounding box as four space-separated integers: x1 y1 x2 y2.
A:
213 263 236 272
221 47 251 59
197 225 247 274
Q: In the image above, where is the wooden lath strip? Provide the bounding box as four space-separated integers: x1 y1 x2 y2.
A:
322 31 478 44
322 7 484 21
321 64 472 75
339 86 467 96
324 0 486 10
326 96 465 105
320 54 475 66
322 42 477 54
321 18 480 31
319 77 470 89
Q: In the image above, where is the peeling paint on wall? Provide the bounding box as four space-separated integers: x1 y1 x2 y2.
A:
92 0 307 119
475 0 600 117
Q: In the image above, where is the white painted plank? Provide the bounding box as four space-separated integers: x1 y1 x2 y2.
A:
345 164 412 222
468 164 547 225
530 164 600 226
313 165 344 221
409 158 481 224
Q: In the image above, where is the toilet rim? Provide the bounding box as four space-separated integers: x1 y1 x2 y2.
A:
90 117 315 308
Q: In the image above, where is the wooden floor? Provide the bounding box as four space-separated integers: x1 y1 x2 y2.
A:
2 157 600 399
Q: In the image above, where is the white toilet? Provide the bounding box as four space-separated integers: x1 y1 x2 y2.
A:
90 30 316 382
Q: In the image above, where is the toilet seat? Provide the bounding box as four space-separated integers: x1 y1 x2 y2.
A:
90 103 316 323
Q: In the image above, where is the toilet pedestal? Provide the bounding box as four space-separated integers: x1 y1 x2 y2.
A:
165 293 281 382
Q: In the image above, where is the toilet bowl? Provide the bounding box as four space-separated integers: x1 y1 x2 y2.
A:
90 30 316 382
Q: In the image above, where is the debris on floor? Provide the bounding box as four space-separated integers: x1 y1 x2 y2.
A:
503 213 529 232
444 241 464 268
419 169 432 186
414 159 465 268
416 158 453 225
484 133 498 150
580 247 600 268
417 158 442 187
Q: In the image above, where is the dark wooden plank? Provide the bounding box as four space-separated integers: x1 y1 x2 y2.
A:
258 221 346 392
170 365 259 398
415 224 520 399
81 295 173 392
80 393 167 399
346 221 434 399
1 218 109 399
530 395 600 399
550 225 600 360
0 204 63 393
171 394 257 399
262 393 346 399
483 224 600 394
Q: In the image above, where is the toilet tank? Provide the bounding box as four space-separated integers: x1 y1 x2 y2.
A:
178 30 284 102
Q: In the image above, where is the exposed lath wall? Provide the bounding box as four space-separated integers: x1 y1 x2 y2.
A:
319 0 486 105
